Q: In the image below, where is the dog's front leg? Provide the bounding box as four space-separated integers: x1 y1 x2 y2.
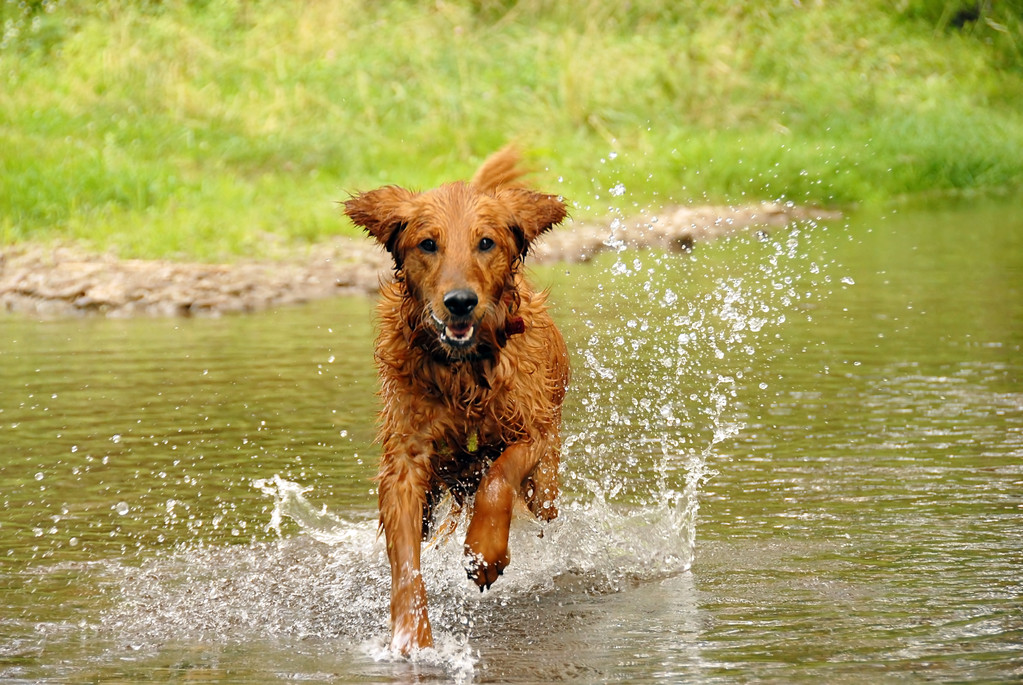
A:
378 450 434 654
464 440 544 589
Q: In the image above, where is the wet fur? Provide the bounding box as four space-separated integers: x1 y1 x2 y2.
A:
344 147 569 654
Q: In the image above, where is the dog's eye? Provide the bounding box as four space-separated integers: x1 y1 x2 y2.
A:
419 239 438 253
478 237 495 252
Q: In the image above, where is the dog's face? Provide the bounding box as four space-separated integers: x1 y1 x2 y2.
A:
346 181 566 358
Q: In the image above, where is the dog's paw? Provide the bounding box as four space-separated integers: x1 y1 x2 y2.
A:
390 612 433 656
464 545 509 590
463 476 514 590
389 577 433 655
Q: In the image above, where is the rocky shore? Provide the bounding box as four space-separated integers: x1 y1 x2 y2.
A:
0 203 839 318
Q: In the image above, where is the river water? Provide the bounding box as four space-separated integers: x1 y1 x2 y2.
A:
1 199 1021 683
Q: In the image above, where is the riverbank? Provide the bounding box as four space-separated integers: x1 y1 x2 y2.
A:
0 203 838 318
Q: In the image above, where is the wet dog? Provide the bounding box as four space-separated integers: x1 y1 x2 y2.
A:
344 147 569 653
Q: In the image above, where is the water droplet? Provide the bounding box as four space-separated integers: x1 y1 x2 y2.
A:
34 472 44 481
114 502 130 516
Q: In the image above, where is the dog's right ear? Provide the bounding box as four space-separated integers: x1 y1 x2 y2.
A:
344 186 417 254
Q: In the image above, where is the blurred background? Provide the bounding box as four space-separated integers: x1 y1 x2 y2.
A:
2 0 1022 259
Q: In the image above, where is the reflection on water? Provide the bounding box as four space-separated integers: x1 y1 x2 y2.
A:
2 200 1022 682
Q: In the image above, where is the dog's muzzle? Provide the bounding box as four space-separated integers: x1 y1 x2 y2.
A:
430 289 479 349
427 288 474 349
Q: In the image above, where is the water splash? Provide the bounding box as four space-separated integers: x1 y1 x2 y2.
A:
566 197 826 571
101 471 709 680
254 474 359 545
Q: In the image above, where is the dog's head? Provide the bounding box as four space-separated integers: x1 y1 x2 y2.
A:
345 177 566 359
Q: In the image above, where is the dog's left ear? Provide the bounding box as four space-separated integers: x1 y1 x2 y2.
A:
344 186 417 254
496 188 568 256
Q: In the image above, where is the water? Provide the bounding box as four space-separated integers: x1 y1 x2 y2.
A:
2 199 1022 682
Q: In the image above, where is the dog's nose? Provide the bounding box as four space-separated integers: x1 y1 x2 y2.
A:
443 289 478 317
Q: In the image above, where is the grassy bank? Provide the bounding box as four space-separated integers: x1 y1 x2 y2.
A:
2 0 1022 260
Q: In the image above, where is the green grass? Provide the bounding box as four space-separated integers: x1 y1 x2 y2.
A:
2 0 1022 260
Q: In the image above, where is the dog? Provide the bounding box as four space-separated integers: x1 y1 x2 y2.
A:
344 146 570 654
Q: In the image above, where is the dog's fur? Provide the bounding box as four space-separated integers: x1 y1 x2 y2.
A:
344 147 569 653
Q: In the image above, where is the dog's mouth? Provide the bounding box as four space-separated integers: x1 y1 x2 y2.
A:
431 312 477 349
